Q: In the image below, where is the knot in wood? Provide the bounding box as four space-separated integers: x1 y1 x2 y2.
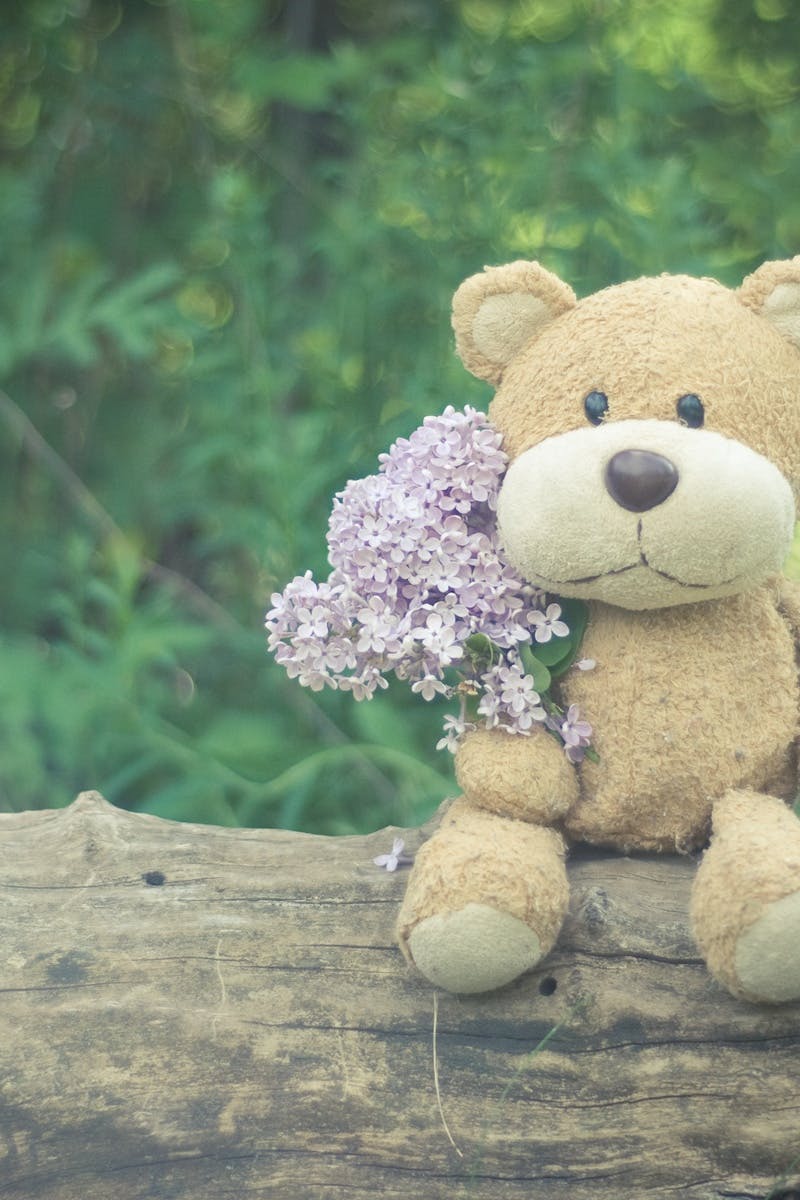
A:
578 885 610 930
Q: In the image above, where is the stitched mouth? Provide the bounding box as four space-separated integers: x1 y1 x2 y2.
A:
554 520 741 590
561 559 734 589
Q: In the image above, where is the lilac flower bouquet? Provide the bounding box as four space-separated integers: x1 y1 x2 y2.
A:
266 405 595 762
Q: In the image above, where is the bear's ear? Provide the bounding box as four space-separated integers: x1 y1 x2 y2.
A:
738 256 800 350
451 260 576 384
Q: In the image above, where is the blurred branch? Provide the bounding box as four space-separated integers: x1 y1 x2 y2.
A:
165 0 341 219
0 386 403 811
278 0 317 246
166 1 217 178
0 387 238 631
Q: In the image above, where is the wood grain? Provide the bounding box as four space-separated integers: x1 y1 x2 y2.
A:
0 791 798 1200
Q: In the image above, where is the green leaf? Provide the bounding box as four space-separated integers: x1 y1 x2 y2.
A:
558 598 589 641
550 598 590 678
530 599 590 675
353 695 417 754
236 53 338 109
531 632 574 668
465 632 496 668
519 642 552 693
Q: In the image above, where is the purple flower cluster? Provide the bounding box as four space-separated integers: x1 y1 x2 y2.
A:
266 405 593 761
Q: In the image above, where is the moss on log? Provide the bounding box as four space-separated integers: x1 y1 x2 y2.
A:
0 791 799 1199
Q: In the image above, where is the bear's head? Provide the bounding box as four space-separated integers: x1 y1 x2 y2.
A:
452 259 800 610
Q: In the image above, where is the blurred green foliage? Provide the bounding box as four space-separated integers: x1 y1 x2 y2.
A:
1 0 800 831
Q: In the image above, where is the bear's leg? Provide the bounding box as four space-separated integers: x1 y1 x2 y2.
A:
397 798 569 994
690 790 800 1002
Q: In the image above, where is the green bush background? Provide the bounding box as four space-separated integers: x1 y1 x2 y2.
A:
2 0 800 832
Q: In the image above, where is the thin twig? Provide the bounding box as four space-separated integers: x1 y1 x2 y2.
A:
432 991 463 1158
0 386 403 807
0 387 237 629
1 387 119 537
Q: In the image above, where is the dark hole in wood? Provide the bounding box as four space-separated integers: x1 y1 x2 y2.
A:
143 870 166 886
538 976 557 996
769 1192 800 1200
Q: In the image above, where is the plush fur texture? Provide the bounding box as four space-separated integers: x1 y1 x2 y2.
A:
480 272 800 487
452 260 576 384
561 588 798 852
690 792 800 1002
454 727 578 823
398 799 569 993
498 420 795 609
398 257 800 1001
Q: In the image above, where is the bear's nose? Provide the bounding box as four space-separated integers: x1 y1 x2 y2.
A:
604 449 679 512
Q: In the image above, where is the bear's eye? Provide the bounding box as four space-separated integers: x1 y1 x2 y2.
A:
584 390 609 425
676 393 704 428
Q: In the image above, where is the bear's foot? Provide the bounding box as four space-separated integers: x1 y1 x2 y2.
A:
407 903 543 995
733 889 800 1003
691 790 800 1003
397 799 569 994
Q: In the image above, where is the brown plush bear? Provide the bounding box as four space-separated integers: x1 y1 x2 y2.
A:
397 257 800 1003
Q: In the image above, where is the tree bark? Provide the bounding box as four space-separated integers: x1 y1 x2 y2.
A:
0 791 798 1200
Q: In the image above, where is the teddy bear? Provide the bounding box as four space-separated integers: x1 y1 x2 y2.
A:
397 256 800 1004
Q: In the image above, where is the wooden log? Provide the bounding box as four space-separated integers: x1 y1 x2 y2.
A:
0 791 799 1200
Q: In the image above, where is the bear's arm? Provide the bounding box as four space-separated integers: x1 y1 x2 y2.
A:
454 726 579 825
